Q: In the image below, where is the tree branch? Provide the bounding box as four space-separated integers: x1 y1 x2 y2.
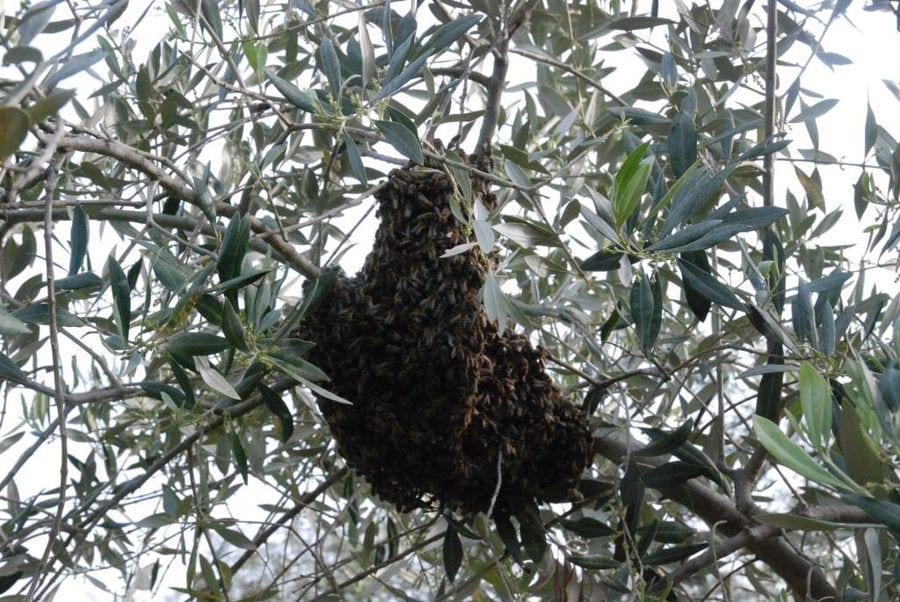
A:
28 126 69 602
662 522 781 590
229 467 349 575
594 431 840 601
46 133 321 279
0 203 320 280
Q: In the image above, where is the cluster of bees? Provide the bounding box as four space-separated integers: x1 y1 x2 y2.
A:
302 162 593 515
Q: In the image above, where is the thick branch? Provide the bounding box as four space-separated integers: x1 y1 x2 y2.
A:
663 523 781 589
594 432 840 601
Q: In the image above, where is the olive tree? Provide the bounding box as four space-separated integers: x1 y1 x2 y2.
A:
0 0 898 600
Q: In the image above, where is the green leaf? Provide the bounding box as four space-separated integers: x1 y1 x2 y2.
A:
608 106 669 125
661 52 677 88
630 271 660 351
242 0 260 33
482 270 509 327
793 166 825 210
789 98 839 123
319 37 342 98
473 217 494 253
581 249 624 272
374 119 423 164
641 462 708 489
266 353 328 383
107 256 131 343
659 165 734 238
646 521 696 544
637 419 694 457
3 224 37 280
221 300 249 352
753 512 876 531
0 106 30 160
646 220 722 252
677 258 742 310
502 159 532 190
419 14 482 57
212 524 256 550
44 48 107 87
385 19 416 81
442 524 463 582
0 307 30 335
791 280 816 345
13 304 81 327
878 362 900 412
843 495 900 539
559 517 615 538
580 204 619 243
864 101 877 156
0 352 29 386
208 268 271 295
196 356 240 400
27 91 74 123
838 401 885 486
229 431 249 485
518 505 546 563
152 253 191 293
493 221 560 247
343 135 367 186
721 206 790 230
605 16 675 31
669 443 724 489
613 142 652 229
736 135 790 161
358 13 375 88
266 71 319 112
755 359 785 421
3 45 43 65
68 206 89 275
643 543 707 566
16 1 57 46
493 513 522 564
140 382 188 408
569 554 619 570
217 213 250 284
168 354 196 408
167 332 231 356
816 51 852 67
752 416 849 490
258 384 294 442
266 351 350 403
668 112 697 178
55 272 103 291
196 0 223 39
799 362 832 450
375 51 430 100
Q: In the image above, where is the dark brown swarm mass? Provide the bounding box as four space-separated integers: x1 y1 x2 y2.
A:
301 165 593 515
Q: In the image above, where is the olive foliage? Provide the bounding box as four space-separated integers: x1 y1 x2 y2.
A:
0 0 898 600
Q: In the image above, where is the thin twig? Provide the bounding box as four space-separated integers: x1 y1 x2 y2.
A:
744 0 782 485
486 449 503 517
27 124 68 602
229 467 349 575
762 0 777 210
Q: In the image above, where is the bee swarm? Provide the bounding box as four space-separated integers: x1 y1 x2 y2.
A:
302 163 593 515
